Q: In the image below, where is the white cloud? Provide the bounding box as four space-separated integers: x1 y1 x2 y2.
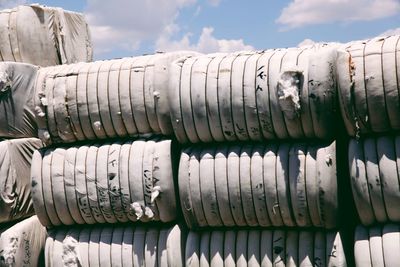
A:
84 0 196 57
277 0 400 30
208 0 221 7
379 27 400 37
297 38 316 47
0 0 27 9
155 26 254 53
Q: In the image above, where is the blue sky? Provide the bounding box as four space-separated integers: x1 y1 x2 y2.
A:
4 0 400 60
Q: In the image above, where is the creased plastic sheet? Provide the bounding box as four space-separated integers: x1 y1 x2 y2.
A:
0 138 43 224
0 62 38 139
0 216 47 267
34 51 200 145
0 4 92 67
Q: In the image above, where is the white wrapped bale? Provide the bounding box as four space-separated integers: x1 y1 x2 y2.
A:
179 141 338 229
185 229 346 267
45 224 184 267
355 224 400 267
349 136 400 226
0 4 92 66
0 216 47 267
31 138 177 227
34 51 200 145
337 35 400 137
0 138 43 224
169 46 338 144
0 62 38 139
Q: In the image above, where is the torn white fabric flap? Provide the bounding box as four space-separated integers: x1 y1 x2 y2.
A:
0 138 43 224
0 62 38 139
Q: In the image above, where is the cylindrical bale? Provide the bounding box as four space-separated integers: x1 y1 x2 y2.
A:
0 62 39 139
178 141 338 229
34 51 200 145
337 35 400 137
185 229 346 267
31 138 177 227
348 136 400 226
45 224 184 267
0 138 43 223
0 4 92 66
354 224 400 267
169 45 338 144
0 216 47 267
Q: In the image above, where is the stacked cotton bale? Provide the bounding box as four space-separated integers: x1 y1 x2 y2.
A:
32 52 199 266
0 4 93 266
0 4 92 66
337 35 400 266
172 47 348 266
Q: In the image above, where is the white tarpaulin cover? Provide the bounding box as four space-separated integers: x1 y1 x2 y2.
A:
0 138 43 224
169 46 338 144
0 62 38 139
337 35 400 137
0 4 92 66
31 138 176 227
0 216 47 267
34 51 200 145
45 224 184 267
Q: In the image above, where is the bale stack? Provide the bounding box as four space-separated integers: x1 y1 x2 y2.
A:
337 35 400 266
0 2 399 266
0 4 92 266
172 48 348 266
31 52 199 267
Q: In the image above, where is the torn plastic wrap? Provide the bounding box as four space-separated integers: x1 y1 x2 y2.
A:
0 138 43 224
45 224 184 267
0 216 47 267
34 51 200 145
349 136 400 226
0 62 39 139
185 229 346 267
0 4 92 66
355 224 400 267
337 35 400 137
169 45 338 144
179 141 337 229
31 138 176 227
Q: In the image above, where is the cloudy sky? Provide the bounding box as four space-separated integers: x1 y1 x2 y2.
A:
3 0 399 60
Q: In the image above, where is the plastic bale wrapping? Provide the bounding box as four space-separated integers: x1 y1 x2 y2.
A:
34 51 200 145
44 224 184 267
30 138 177 227
354 224 400 267
348 136 400 226
179 141 338 229
0 4 92 66
168 45 338 144
185 229 346 267
0 138 43 224
0 62 39 139
0 216 47 267
337 35 400 137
